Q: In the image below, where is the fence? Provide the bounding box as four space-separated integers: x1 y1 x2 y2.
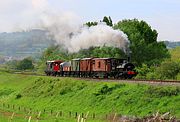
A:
0 103 109 122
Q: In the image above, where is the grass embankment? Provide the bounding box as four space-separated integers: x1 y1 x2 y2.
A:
0 71 180 121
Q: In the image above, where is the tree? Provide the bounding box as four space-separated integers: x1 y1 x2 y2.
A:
85 16 113 27
102 16 113 26
41 45 69 61
114 19 170 66
85 22 98 27
157 60 180 80
70 46 125 59
91 46 125 58
16 57 34 70
169 46 180 62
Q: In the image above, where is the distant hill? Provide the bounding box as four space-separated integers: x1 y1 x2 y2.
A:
0 29 55 59
163 41 180 49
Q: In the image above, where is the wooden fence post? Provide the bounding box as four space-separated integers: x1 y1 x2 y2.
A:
28 116 32 122
77 115 81 122
113 113 117 121
93 113 95 119
75 112 78 118
36 111 41 122
60 111 62 117
24 107 26 112
56 112 59 118
69 111 71 117
82 113 84 118
28 109 32 115
51 110 53 115
81 117 84 122
10 112 15 121
85 111 89 119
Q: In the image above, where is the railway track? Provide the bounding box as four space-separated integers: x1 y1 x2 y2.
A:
14 72 180 86
75 78 180 86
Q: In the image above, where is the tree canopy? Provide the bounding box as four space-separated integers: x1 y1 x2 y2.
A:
85 16 113 27
85 22 98 27
71 46 125 59
102 16 113 26
86 18 170 66
17 57 34 70
41 45 69 61
114 19 170 66
41 45 125 61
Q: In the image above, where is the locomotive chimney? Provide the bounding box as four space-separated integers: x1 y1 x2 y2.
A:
126 47 131 62
127 51 132 62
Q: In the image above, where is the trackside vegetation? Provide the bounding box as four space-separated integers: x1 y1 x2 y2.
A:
0 71 179 121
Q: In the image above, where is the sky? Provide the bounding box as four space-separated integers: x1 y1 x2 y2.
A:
0 0 179 41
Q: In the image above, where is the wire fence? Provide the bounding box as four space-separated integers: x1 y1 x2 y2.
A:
0 103 108 122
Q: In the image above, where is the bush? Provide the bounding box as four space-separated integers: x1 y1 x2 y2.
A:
146 86 180 97
59 86 72 95
146 72 158 80
135 64 157 79
93 84 125 96
16 94 22 99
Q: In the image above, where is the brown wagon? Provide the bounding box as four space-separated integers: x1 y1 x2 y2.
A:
80 58 94 77
92 58 112 72
92 58 115 78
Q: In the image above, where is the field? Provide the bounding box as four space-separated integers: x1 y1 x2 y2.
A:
0 71 180 121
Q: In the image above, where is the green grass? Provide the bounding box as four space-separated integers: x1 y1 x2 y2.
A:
0 71 180 121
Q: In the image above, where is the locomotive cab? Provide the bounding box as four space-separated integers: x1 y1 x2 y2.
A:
116 59 136 79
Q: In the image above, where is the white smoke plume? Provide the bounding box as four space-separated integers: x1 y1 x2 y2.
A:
40 12 129 53
1 0 129 53
69 23 129 52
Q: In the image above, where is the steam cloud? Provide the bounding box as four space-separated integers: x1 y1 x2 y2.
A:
40 12 129 53
1 0 129 53
70 24 129 52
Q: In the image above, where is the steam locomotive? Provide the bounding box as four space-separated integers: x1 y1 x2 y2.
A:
45 57 136 79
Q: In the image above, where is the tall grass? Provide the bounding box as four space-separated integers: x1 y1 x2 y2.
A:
0 71 179 121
